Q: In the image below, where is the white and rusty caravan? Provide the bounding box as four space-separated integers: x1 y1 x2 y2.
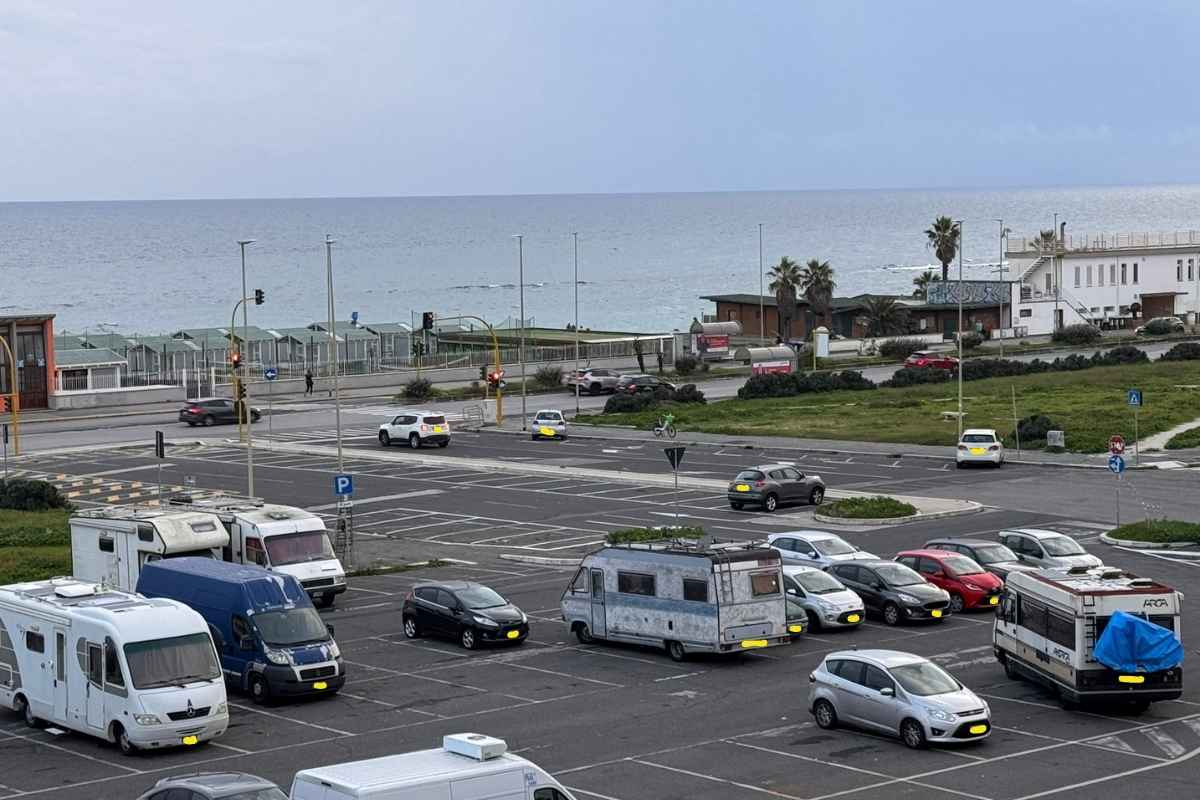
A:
71 506 227 591
561 541 789 661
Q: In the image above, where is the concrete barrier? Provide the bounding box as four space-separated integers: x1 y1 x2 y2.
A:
51 385 184 410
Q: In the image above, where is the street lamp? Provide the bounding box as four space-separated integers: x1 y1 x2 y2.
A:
325 235 343 471
237 239 255 498
573 232 580 415
994 220 1010 357
758 223 765 341
956 219 965 441
514 234 527 430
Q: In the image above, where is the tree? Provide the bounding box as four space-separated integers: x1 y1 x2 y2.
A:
862 296 910 337
925 216 961 281
912 269 940 300
1030 229 1057 253
799 258 836 328
767 257 803 341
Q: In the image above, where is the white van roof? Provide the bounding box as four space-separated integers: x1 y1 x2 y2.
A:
294 735 524 791
73 507 226 550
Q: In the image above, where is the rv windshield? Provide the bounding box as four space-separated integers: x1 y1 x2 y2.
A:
253 607 328 646
264 530 335 566
1043 536 1086 556
123 633 220 689
794 570 845 595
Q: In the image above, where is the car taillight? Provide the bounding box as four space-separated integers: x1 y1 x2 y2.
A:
404 591 413 601
755 480 766 487
421 424 430 432
188 406 200 413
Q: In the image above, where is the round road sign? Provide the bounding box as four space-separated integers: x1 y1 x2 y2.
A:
1109 434 1125 455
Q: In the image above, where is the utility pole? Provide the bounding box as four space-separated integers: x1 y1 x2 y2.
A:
956 220 965 441
758 223 765 342
515 234 527 430
995 220 1008 356
325 235 343 471
573 232 581 416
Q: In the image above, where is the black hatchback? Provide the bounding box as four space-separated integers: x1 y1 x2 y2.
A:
402 581 529 650
180 398 261 426
827 560 951 626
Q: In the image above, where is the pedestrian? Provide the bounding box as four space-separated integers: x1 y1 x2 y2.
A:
304 368 314 395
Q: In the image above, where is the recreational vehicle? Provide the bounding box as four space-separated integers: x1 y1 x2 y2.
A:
561 541 789 661
0 577 228 755
994 567 1184 710
71 506 227 591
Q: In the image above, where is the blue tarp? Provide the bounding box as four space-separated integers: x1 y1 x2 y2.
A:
1093 610 1184 673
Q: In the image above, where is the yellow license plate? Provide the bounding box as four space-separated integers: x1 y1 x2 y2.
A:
969 724 989 735
313 681 328 690
506 630 521 639
969 448 986 455
989 596 999 605
788 624 804 634
1118 675 1145 684
433 426 444 433
735 484 750 492
740 639 769 649
846 613 861 623
540 426 556 436
931 609 943 618
182 735 198 746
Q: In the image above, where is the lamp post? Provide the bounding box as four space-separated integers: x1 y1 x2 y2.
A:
325 235 343 471
994 220 1009 357
237 239 255 444
573 232 580 415
514 235 527 430
956 219 965 441
758 223 765 342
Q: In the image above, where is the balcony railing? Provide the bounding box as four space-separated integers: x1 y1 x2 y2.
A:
1008 230 1200 255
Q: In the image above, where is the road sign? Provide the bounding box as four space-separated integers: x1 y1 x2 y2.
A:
334 474 354 496
154 430 165 459
1127 389 1143 407
663 446 686 470
264 367 278 381
1109 434 1125 455
1108 454 1126 474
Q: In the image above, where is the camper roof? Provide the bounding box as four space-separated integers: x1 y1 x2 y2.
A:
1022 568 1175 596
73 507 226 550
169 496 319 527
0 578 203 640
598 542 778 565
295 737 521 790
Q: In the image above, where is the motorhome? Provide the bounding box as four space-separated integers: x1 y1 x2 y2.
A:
170 496 347 606
561 541 789 661
0 577 228 755
290 733 576 800
994 567 1184 710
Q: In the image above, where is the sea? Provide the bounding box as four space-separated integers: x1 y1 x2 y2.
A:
4 184 1200 336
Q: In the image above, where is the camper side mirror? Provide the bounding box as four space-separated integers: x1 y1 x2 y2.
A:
326 624 335 639
239 637 255 652
879 687 895 697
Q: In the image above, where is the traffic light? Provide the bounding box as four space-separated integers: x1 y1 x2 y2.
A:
422 311 435 331
411 339 425 358
479 365 488 382
254 288 265 305
486 369 505 388
231 351 242 369
237 382 246 401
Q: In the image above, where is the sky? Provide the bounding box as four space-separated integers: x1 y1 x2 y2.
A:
3 0 1200 202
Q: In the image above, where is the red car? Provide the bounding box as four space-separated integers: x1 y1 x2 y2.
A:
894 549 1003 613
904 351 959 371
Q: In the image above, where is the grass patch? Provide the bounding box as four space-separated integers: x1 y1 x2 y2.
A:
822 496 916 519
350 558 449 577
1165 426 1200 450
1107 519 1200 544
584 359 1200 453
606 526 704 545
0 509 71 547
0 547 71 584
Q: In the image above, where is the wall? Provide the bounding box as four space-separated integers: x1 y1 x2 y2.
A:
51 384 184 409
714 301 810 340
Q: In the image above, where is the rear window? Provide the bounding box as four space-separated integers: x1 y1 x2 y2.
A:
750 572 780 597
961 433 996 443
735 470 764 481
423 416 447 425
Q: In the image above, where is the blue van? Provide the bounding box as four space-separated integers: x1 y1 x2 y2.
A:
136 558 345 704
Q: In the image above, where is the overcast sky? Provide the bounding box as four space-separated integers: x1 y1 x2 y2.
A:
3 0 1200 202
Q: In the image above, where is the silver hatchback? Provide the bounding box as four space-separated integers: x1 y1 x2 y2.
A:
808 649 991 749
136 772 287 800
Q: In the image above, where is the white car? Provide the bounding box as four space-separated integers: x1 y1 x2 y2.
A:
956 428 1004 467
767 530 877 571
378 410 451 449
531 409 568 440
998 528 1103 571
782 565 865 630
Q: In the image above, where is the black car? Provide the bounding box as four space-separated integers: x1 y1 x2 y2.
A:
923 538 1041 581
402 581 529 650
180 398 261 426
616 374 676 395
828 560 951 626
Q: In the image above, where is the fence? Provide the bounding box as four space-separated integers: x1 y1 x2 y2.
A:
1008 230 1200 254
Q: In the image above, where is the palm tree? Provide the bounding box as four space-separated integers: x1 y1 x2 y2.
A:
767 257 803 341
862 296 910 337
799 258 836 328
912 269 940 300
925 216 961 281
1030 228 1057 253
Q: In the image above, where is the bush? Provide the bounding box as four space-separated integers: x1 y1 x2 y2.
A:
0 479 71 512
1141 318 1176 336
738 373 798 399
1016 414 1056 443
1165 427 1200 450
882 367 951 388
1051 323 1101 346
959 332 984 350
1106 519 1200 544
671 384 706 404
1093 345 1149 366
1160 342 1200 361
606 526 704 545
821 496 916 519
533 365 563 390
1054 353 1092 371
879 338 926 360
603 392 655 414
738 370 875 400
674 354 699 376
403 377 433 400
960 358 1030 381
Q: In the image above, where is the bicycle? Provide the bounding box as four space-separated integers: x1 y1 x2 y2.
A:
653 415 677 439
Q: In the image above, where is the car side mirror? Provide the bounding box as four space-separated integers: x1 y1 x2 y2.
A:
808 553 819 559
879 687 895 697
239 637 255 652
787 588 798 596
872 582 884 591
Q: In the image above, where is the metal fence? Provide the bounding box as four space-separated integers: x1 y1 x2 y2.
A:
1009 230 1200 254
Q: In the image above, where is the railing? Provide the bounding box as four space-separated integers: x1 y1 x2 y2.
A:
1008 230 1200 254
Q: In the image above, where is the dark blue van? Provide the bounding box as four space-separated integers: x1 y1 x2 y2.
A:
137 558 345 704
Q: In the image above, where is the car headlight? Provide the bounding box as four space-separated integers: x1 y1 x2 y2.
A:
134 713 162 726
265 648 292 665
216 702 228 715
473 615 500 628
897 593 920 605
962 583 981 592
327 641 340 659
927 707 956 723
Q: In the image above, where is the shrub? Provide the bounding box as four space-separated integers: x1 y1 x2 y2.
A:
671 384 706 404
738 373 798 399
1106 519 1200 544
1051 323 1101 346
1093 345 1149 366
738 370 876 400
821 496 916 519
1141 318 1176 336
606 526 704 545
1160 342 1200 361
879 337 926 360
1016 414 1056 443
959 332 984 350
882 367 950 388
960 358 1030 381
0 480 72 512
1054 353 1092 371
533 365 563 390
674 354 699 376
603 392 654 414
403 377 433 400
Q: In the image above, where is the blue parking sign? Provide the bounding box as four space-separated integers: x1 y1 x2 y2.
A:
1127 389 1142 407
334 474 354 496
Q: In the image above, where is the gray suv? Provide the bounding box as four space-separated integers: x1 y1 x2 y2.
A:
729 464 826 512
136 772 286 800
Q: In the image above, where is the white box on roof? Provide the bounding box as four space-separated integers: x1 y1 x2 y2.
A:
443 733 506 761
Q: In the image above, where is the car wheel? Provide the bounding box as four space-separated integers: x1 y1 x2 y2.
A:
403 616 420 639
460 627 477 650
1058 689 1079 711
763 493 778 512
948 593 965 614
882 602 901 626
251 411 261 422
575 623 593 644
589 383 601 395
955 461 965 469
114 723 137 756
203 415 215 427
1002 654 1020 681
15 695 41 729
666 640 686 662
437 441 449 448
187 421 196 427
409 433 421 449
249 674 270 705
901 719 927 750
813 699 838 729
531 434 539 441
378 431 391 446
729 501 744 510
809 487 825 505
806 610 821 631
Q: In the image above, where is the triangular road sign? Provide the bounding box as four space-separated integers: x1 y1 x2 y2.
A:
664 446 686 470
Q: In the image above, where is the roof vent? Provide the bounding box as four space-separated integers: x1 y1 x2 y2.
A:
1066 566 1091 575
266 512 292 520
1099 568 1123 580
443 733 507 761
55 583 97 598
1128 578 1153 588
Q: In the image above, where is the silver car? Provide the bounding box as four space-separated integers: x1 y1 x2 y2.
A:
809 649 992 749
136 772 287 800
531 409 568 439
998 528 1102 571
767 530 877 570
782 565 865 629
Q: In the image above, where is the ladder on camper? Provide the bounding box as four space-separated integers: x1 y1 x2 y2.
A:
713 551 737 603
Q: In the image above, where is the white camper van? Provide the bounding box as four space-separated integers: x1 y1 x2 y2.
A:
0 577 229 754
71 506 227 591
290 733 575 800
169 496 347 606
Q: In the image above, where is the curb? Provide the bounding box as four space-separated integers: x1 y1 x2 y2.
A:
1098 532 1200 550
813 502 984 526
499 554 581 567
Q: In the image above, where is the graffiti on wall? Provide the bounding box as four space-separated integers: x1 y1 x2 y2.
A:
927 280 1010 306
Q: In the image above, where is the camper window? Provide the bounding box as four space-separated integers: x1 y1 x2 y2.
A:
24 632 44 653
99 537 114 553
617 571 656 597
683 578 709 603
104 637 125 687
137 524 155 543
1019 597 1049 637
87 644 103 686
245 537 268 567
1046 611 1075 650
750 572 780 597
534 790 571 800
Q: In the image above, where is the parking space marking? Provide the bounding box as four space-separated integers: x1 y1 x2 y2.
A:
1009 741 1200 800
995 726 1167 762
0 727 145 775
629 757 804 799
227 702 354 736
566 789 625 800
485 660 624 688
208 741 252 755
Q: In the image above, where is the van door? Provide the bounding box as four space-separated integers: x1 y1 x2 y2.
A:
98 534 119 586
53 630 68 722
85 642 105 731
589 569 607 638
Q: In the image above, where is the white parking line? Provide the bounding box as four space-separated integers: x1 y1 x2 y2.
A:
631 757 805 799
227 702 354 736
0 727 144 775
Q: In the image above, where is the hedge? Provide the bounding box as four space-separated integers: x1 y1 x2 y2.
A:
533 365 563 390
1051 324 1102 346
674 354 699 375
738 370 875 400
602 384 705 413
881 367 951 388
821 496 916 519
606 526 704 545
959 332 984 350
0 479 72 512
1160 342 1200 361
1106 519 1200 544
878 338 926 360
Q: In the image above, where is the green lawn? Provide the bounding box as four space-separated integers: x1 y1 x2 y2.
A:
0 509 71 584
1165 426 1200 450
1107 520 1200 544
585 360 1200 453
822 497 916 519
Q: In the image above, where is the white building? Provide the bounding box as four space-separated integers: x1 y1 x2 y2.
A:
1007 229 1200 335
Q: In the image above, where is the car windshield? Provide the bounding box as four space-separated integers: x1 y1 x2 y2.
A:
970 544 1019 564
941 555 985 575
811 537 855 556
123 633 220 690
874 563 926 587
794 570 844 594
457 585 508 609
264 530 335 566
220 790 288 800
1043 536 1086 556
735 470 764 481
253 608 329 646
961 434 995 443
890 661 961 696
536 413 562 421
